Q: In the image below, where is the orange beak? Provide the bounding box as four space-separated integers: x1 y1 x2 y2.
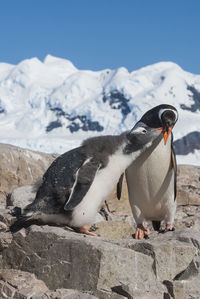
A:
156 126 173 145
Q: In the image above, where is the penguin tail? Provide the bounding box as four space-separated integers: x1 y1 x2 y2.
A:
152 220 161 231
9 214 40 233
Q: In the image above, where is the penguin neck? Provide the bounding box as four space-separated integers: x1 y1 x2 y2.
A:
123 134 163 162
116 140 144 169
112 142 138 174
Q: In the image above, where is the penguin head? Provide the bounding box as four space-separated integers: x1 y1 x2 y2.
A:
139 104 178 144
126 121 162 153
125 104 178 153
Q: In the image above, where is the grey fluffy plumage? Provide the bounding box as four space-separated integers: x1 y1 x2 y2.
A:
10 133 131 232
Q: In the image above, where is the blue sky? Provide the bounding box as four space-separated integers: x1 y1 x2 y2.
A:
0 0 200 74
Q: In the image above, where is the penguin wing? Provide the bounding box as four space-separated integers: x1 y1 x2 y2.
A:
64 158 101 211
117 173 124 200
171 138 177 201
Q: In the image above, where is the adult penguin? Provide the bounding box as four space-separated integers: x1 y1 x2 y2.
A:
118 104 178 239
10 114 165 236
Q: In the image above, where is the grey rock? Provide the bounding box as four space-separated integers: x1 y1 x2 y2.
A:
113 229 199 281
2 225 155 294
0 269 49 298
115 281 167 299
0 221 7 232
95 289 127 299
2 223 200 298
175 206 200 231
173 274 200 299
8 184 36 212
0 256 3 269
152 238 197 281
175 229 200 255
0 208 15 226
0 143 56 203
0 232 13 252
42 288 98 299
0 269 99 299
177 165 200 206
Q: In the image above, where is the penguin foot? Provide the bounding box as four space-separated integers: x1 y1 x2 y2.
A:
79 225 97 236
159 224 175 234
134 224 150 240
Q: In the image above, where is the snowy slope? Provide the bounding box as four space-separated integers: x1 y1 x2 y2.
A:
0 55 199 165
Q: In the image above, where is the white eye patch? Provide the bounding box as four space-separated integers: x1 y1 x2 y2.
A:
131 122 147 134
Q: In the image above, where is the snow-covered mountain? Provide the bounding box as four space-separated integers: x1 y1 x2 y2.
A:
0 55 200 165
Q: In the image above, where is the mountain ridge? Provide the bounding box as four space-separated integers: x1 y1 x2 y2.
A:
0 55 199 165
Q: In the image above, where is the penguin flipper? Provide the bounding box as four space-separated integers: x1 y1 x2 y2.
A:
117 173 124 200
64 159 101 211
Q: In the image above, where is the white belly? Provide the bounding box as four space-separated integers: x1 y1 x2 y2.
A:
126 136 175 222
70 151 133 227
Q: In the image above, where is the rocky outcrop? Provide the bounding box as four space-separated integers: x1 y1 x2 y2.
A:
0 269 48 298
1 225 200 298
177 165 200 205
0 269 98 299
0 143 56 205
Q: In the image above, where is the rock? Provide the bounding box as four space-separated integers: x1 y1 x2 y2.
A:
173 274 200 299
0 269 49 298
1 220 200 298
175 206 200 231
152 239 197 281
42 288 99 299
95 220 133 239
0 232 13 252
95 289 126 299
0 208 16 226
105 177 132 217
114 281 167 299
0 221 7 232
177 165 200 206
0 269 99 299
2 225 156 297
3 225 200 298
7 184 37 211
114 228 200 281
0 143 56 203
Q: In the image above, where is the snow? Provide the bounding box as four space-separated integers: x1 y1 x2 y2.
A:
177 149 200 166
0 55 200 165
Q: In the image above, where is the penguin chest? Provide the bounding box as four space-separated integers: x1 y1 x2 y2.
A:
71 153 133 227
126 138 175 220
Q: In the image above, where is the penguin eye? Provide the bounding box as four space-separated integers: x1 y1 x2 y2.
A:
141 128 147 134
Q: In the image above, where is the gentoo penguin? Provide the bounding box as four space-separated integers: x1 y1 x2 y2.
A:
119 104 178 239
10 117 164 236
